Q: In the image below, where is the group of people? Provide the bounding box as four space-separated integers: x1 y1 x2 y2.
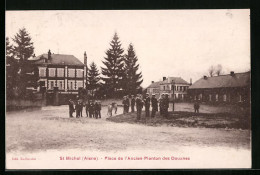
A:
68 98 102 119
122 93 171 121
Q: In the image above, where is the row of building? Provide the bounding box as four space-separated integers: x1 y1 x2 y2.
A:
146 71 250 104
26 50 250 105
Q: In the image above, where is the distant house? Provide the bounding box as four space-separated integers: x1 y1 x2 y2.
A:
30 50 88 94
147 77 191 100
188 71 250 104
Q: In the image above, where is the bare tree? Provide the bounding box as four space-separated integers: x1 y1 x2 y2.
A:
208 65 215 77
215 64 223 76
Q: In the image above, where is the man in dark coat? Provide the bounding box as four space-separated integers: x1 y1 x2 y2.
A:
163 94 169 117
89 100 95 118
151 94 158 118
79 99 83 117
136 94 143 121
122 96 129 114
144 93 151 117
159 94 164 116
94 101 102 119
126 95 130 113
194 100 200 113
68 99 75 118
131 95 136 112
75 100 81 118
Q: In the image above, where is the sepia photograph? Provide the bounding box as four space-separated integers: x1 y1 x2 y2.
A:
5 9 251 169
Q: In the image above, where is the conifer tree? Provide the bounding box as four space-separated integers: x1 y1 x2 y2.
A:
88 62 100 97
101 33 125 97
123 43 143 95
11 28 35 98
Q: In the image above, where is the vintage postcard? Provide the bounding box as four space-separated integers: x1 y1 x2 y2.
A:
5 10 251 169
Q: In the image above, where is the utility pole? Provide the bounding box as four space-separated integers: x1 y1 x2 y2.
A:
172 80 175 112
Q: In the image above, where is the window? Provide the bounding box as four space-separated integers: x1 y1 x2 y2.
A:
77 81 83 89
209 94 212 101
57 68 64 77
57 80 64 90
68 69 75 78
68 80 75 90
76 69 83 78
223 94 227 102
48 80 55 90
48 68 56 77
163 86 165 90
216 94 219 101
39 68 46 77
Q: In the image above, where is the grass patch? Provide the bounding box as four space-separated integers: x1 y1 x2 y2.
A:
107 111 250 130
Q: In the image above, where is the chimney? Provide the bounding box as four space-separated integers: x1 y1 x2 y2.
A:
48 49 51 60
230 71 235 76
84 51 87 65
163 77 166 81
203 75 207 80
151 81 154 84
190 78 192 85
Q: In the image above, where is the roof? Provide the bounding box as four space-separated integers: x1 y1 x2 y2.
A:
161 77 189 85
30 54 84 66
189 72 250 89
147 81 163 89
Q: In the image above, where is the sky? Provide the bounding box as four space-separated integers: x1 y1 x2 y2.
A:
6 10 250 87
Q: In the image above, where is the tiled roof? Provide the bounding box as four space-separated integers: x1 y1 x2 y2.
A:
147 81 163 88
161 77 189 85
189 72 250 89
31 54 84 66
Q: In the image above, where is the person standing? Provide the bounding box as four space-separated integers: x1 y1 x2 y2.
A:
136 94 143 121
89 100 95 118
163 94 169 117
94 101 99 119
122 96 129 114
131 95 136 112
126 95 130 113
144 93 151 117
96 101 102 118
194 100 200 113
151 94 158 118
75 100 81 118
159 94 164 116
85 100 89 117
79 99 83 117
68 99 75 118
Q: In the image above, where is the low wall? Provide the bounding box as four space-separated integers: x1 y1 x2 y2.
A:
6 99 43 111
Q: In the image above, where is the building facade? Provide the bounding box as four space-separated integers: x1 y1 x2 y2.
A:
31 50 88 95
147 77 190 100
188 71 250 104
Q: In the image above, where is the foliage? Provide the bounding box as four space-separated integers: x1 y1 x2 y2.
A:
123 43 143 95
101 33 125 97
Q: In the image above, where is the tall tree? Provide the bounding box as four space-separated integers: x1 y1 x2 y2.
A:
6 37 18 99
88 62 100 97
123 43 143 95
101 33 125 97
12 28 35 98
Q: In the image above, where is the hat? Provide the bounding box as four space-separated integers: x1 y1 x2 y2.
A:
152 94 155 96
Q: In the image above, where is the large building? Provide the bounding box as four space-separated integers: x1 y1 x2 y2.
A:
147 77 191 100
188 71 250 104
30 50 88 94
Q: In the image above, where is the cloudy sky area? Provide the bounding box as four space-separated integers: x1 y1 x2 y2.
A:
6 10 250 87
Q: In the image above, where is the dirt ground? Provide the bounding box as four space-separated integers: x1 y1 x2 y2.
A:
5 103 251 169
6 104 250 153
